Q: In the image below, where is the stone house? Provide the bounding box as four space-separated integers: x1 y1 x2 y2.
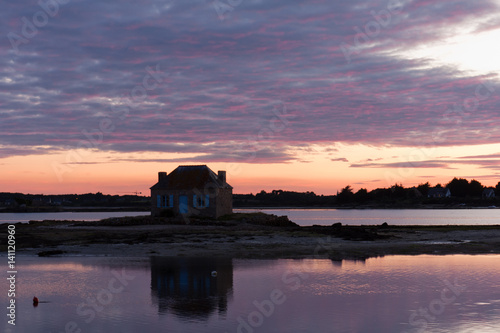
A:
150 165 232 218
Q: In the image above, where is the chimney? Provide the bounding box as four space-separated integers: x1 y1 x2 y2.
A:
158 171 167 182
218 170 226 183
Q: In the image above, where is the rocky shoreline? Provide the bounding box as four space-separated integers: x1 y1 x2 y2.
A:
2 213 500 260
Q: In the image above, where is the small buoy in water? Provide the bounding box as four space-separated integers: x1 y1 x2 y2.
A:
33 296 39 306
211 271 217 277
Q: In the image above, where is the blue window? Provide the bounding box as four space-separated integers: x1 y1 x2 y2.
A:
157 195 174 208
193 194 209 208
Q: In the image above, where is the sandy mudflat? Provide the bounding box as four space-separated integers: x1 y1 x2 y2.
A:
2 213 500 260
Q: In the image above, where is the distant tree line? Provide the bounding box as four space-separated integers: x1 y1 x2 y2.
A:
328 177 499 207
234 190 337 207
234 178 500 208
2 177 500 211
0 192 150 212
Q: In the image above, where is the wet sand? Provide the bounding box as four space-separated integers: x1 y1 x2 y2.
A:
3 213 500 260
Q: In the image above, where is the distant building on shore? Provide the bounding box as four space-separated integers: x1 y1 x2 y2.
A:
482 188 495 199
427 187 451 198
150 165 233 218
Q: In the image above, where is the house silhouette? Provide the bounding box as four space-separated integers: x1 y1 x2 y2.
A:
150 165 233 218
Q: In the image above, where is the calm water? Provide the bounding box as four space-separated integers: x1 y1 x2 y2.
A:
235 208 500 226
0 211 149 224
1 209 500 226
2 255 500 333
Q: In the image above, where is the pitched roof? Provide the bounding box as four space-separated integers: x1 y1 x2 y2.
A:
150 165 232 190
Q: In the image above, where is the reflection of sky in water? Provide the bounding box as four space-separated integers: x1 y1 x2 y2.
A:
236 208 500 226
4 209 500 225
2 255 500 332
0 211 149 224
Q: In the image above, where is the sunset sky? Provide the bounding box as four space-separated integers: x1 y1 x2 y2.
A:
3 0 500 195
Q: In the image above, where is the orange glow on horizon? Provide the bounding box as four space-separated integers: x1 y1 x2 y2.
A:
1 143 500 195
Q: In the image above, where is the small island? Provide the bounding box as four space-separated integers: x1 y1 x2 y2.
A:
3 169 500 261
3 212 500 261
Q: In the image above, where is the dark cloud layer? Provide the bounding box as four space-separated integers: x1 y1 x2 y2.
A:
2 0 500 162
350 154 500 172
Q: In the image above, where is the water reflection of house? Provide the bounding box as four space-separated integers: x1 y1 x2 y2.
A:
150 257 233 319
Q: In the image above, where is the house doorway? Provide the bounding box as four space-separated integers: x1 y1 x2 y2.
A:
179 195 188 214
